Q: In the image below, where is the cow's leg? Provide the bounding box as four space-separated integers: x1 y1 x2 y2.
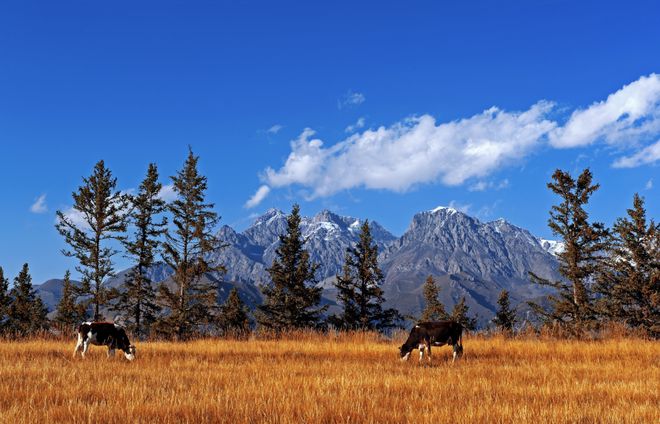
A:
418 344 425 362
73 333 83 358
81 341 90 359
107 348 115 359
452 343 463 363
425 341 432 363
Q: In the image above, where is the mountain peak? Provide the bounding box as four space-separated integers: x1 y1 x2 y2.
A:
313 209 344 223
252 208 285 225
429 205 458 214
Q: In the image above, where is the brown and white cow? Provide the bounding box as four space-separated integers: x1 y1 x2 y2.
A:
399 321 463 363
73 322 136 361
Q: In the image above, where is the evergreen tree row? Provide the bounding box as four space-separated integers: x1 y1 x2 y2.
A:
47 148 404 339
5 154 655 339
530 168 659 338
0 264 48 336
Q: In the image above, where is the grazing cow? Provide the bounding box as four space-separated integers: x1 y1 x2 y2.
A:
73 322 136 361
399 321 463 363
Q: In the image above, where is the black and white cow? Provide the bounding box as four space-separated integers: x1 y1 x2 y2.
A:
399 321 463 363
73 322 136 361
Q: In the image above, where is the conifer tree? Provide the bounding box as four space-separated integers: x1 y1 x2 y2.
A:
7 264 48 336
492 290 517 333
53 270 86 330
596 194 659 337
420 275 449 321
529 169 608 330
0 267 11 334
451 297 477 331
256 204 326 331
157 149 224 339
113 164 166 339
218 288 250 336
56 160 129 320
329 257 360 329
330 220 402 331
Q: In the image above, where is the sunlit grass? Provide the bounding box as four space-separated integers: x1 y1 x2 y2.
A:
0 334 657 423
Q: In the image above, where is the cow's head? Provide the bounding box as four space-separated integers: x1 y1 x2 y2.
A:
114 326 136 361
124 345 136 361
399 344 413 361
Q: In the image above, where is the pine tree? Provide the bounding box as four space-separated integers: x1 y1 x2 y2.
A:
113 164 167 339
420 275 449 321
0 267 11 334
596 194 660 337
529 169 608 331
7 264 48 336
53 270 86 331
218 288 250 337
329 220 402 331
56 160 129 320
256 204 326 331
492 290 517 333
328 256 360 329
157 149 224 340
451 297 477 331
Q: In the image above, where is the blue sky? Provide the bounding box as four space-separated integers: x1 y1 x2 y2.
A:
1 0 658 284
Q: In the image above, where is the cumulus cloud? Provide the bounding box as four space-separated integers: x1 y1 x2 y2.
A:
157 184 178 202
612 139 660 168
30 194 48 214
550 74 660 148
338 91 366 109
57 207 91 231
267 124 283 135
262 102 555 198
345 117 366 133
245 185 271 208
247 74 660 204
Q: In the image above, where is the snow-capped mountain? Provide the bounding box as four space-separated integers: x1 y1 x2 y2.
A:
379 207 560 322
538 239 565 256
208 208 396 286
36 206 560 326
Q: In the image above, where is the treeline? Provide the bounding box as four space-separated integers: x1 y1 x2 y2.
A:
526 169 659 338
0 149 411 340
414 168 659 339
0 152 657 340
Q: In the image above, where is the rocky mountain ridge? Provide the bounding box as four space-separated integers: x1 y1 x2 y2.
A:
36 206 561 327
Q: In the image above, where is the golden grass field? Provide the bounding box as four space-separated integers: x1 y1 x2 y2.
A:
0 333 658 423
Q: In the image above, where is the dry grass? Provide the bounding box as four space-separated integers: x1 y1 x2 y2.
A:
0 333 658 423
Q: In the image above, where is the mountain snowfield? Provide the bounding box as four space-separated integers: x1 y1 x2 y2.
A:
37 206 563 327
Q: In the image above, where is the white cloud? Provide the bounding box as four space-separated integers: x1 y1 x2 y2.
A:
57 207 91 231
30 194 48 214
267 124 283 134
646 179 653 190
245 185 271 208
345 117 366 133
448 200 472 214
261 102 555 198
550 73 660 148
468 179 510 192
248 74 660 204
612 139 660 168
157 184 178 202
338 91 366 109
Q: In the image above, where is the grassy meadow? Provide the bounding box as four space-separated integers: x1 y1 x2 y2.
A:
0 333 658 423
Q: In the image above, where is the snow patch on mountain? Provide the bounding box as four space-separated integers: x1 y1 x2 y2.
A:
430 206 457 214
538 239 565 256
